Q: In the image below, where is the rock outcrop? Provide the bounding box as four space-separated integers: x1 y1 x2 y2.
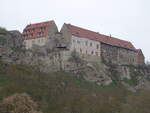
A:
0 28 150 89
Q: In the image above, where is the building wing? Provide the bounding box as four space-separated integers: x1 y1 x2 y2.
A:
65 23 136 51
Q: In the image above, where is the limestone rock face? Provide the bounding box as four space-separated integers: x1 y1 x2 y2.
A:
66 61 112 85
1 43 150 87
0 27 149 88
0 29 23 49
9 30 23 48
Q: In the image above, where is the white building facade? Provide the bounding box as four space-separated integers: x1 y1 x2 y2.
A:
23 36 49 49
70 35 101 57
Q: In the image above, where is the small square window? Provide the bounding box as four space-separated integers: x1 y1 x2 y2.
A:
97 44 99 49
80 48 82 53
90 42 92 47
85 41 88 46
77 40 80 44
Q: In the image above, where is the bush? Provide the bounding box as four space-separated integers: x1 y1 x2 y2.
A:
0 93 42 113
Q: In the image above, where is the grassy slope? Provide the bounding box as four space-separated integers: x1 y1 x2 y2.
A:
0 61 131 113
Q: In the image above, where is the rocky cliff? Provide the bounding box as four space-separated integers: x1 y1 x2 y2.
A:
0 28 150 91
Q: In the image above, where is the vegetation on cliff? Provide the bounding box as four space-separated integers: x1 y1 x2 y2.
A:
0 60 150 113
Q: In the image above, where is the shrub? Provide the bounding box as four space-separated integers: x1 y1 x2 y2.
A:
0 93 42 113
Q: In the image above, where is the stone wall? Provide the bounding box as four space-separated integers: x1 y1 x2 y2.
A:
138 54 145 65
60 24 72 48
101 43 138 65
118 47 137 65
137 50 145 65
101 43 118 63
48 21 58 36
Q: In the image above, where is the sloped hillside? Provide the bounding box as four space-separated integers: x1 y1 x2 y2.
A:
0 61 150 113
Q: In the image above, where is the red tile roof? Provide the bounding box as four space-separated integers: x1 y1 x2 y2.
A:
65 24 136 51
22 20 54 40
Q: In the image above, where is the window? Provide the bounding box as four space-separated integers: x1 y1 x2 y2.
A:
77 40 80 44
40 27 46 32
24 41 26 45
40 27 43 30
91 51 94 55
85 41 88 46
97 44 99 49
90 42 92 47
37 32 42 36
80 48 82 53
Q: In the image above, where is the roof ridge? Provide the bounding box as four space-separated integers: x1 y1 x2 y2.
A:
65 23 99 34
106 35 131 43
26 20 53 27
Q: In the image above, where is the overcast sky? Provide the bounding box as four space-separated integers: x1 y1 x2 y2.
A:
0 0 150 61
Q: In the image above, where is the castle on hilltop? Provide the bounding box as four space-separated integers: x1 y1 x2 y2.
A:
22 20 145 65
